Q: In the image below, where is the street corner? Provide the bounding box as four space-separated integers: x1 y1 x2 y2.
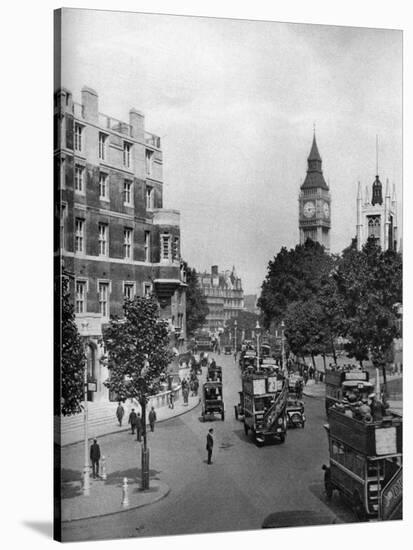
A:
61 477 170 523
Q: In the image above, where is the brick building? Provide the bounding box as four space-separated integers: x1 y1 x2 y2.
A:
55 86 187 403
196 266 244 331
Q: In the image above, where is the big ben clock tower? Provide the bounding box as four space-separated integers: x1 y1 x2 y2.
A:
299 133 331 252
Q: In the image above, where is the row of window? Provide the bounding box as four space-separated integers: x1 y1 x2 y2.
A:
171 313 184 329
73 164 155 209
75 279 153 316
72 217 179 262
74 123 154 175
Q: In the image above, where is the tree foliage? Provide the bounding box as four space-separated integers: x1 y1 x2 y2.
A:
258 240 335 328
334 237 402 367
183 261 209 336
59 277 85 416
103 296 171 403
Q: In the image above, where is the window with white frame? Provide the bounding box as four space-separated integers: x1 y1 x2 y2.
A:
173 236 180 260
123 282 135 300
146 186 153 209
98 132 107 160
75 280 87 313
75 218 84 253
123 142 132 168
145 149 154 176
98 223 108 256
161 234 171 261
99 172 108 200
74 123 83 152
75 165 84 193
144 231 151 262
98 282 109 317
143 283 152 297
123 180 132 205
123 228 132 259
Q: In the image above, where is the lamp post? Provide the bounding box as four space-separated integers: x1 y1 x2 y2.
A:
281 320 286 373
81 321 90 497
256 320 260 369
234 320 238 358
137 374 150 491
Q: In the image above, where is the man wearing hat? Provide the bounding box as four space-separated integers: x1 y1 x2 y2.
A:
90 438 101 479
128 408 138 435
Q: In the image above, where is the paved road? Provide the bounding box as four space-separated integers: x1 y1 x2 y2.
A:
62 353 357 542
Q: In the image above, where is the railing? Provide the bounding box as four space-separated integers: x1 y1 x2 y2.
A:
132 385 182 411
98 113 132 137
145 132 161 148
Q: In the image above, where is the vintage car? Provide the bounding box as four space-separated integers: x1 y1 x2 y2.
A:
286 397 306 428
202 381 225 421
224 345 232 355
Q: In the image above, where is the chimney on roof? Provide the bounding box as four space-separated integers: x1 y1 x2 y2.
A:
81 86 98 122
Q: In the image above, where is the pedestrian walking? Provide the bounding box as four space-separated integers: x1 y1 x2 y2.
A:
136 412 143 441
116 402 125 426
193 377 199 397
128 408 138 434
90 438 101 479
148 406 157 432
169 391 174 409
206 428 214 464
183 385 189 405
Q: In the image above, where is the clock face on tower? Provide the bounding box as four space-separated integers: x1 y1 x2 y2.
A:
303 201 315 218
323 202 330 219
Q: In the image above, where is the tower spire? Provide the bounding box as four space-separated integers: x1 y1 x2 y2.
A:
376 135 379 176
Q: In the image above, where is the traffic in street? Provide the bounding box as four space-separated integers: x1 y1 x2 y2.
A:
62 352 357 542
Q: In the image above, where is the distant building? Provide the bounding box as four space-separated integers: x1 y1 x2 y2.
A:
298 133 331 252
244 294 259 315
55 86 187 403
356 173 398 251
197 266 244 331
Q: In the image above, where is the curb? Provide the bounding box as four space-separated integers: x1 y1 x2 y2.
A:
60 397 201 448
61 481 171 523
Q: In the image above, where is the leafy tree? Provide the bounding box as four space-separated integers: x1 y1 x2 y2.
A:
258 239 335 328
334 237 402 379
58 277 85 416
183 261 209 336
224 310 259 340
103 296 171 404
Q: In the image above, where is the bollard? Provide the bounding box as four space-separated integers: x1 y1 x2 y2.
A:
121 477 129 507
100 456 107 481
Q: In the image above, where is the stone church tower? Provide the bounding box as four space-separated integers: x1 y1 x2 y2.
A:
298 134 331 252
356 174 398 251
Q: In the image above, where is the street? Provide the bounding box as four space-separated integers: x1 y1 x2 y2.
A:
62 353 357 541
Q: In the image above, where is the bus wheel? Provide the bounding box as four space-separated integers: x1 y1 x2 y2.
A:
234 406 238 420
325 481 333 500
279 434 286 443
353 492 367 521
221 410 225 421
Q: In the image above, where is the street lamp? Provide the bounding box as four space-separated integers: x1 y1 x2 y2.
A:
256 320 260 369
234 320 238 358
81 321 90 497
137 375 150 491
281 320 286 373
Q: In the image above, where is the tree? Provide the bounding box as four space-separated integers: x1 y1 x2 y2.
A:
183 261 209 336
258 240 335 328
334 237 402 379
103 296 171 403
58 277 85 416
224 310 259 341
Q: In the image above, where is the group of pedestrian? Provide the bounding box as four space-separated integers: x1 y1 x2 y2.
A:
115 402 158 440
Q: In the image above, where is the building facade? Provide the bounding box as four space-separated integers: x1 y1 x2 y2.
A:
298 134 331 252
356 174 398 251
55 86 187 403
197 266 244 331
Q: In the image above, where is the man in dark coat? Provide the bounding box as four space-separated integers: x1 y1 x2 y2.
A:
148 406 157 432
116 402 125 426
90 438 101 479
136 412 143 441
206 428 214 464
128 408 138 435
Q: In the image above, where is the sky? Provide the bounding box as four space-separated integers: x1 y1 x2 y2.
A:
61 9 402 294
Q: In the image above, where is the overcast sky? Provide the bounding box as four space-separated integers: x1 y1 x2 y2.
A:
61 9 402 294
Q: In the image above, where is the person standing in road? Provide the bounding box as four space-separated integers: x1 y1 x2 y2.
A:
116 402 125 426
206 428 214 464
182 384 189 405
90 438 101 479
148 406 157 432
128 408 138 435
136 412 143 441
